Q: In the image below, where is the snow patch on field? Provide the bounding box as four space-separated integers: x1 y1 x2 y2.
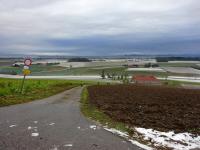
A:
31 133 39 137
104 128 153 150
127 68 165 72
49 123 55 126
135 127 200 150
64 144 73 147
163 67 200 74
9 124 17 128
158 76 200 83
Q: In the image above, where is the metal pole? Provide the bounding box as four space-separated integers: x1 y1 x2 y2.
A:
20 75 26 94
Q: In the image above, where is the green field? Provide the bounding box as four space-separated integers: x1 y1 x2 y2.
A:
0 78 98 107
0 64 195 78
0 64 65 75
158 62 197 67
0 61 200 78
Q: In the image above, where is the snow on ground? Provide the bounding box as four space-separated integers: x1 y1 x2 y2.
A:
104 127 153 150
158 76 200 83
58 62 86 68
163 67 200 74
9 124 17 128
168 61 200 63
64 144 73 147
127 68 165 72
104 127 200 150
90 125 97 130
49 123 55 126
33 121 38 124
31 133 39 137
135 128 200 150
168 76 200 80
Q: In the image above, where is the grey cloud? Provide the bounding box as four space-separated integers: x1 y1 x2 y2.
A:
0 0 199 55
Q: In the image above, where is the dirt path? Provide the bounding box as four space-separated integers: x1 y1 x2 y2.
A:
0 87 143 150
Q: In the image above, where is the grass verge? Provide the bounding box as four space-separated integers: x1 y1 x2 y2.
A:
0 78 98 107
80 87 132 134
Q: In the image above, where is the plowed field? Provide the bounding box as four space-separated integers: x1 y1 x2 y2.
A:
88 85 200 134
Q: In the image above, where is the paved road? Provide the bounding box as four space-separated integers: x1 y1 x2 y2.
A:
0 87 143 150
1 74 200 83
0 74 101 80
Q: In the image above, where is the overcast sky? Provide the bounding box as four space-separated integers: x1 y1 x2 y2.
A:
0 0 199 56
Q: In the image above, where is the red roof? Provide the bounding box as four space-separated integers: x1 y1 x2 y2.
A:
132 75 159 82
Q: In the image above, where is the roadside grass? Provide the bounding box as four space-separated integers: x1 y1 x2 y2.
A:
0 78 99 107
80 87 132 134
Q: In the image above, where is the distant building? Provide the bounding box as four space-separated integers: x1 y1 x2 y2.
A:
12 63 20 67
132 75 161 85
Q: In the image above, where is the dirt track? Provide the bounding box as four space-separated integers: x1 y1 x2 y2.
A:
88 85 200 135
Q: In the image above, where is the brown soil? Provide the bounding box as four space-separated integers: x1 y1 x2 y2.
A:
88 85 200 135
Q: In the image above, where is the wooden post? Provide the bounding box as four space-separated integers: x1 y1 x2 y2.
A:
20 75 26 94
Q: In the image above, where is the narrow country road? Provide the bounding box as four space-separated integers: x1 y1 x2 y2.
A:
0 87 143 150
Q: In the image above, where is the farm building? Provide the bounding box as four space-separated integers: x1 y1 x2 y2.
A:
132 75 161 85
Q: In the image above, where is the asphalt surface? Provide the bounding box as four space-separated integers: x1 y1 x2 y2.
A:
0 87 143 150
1 74 200 83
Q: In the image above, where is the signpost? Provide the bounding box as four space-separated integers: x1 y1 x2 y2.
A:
20 58 32 94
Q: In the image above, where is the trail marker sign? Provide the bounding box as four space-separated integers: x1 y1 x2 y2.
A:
24 58 32 66
20 58 32 93
23 66 31 76
23 69 31 76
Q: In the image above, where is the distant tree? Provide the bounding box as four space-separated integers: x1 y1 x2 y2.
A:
152 64 159 68
120 74 124 80
192 65 200 70
124 72 128 79
144 63 151 68
111 73 116 80
156 57 200 62
101 70 105 79
117 75 120 80
107 73 111 78
68 57 91 62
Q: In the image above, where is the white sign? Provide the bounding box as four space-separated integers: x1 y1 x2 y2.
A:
23 66 29 70
24 59 32 66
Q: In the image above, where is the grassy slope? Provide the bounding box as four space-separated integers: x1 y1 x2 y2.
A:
0 78 96 107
